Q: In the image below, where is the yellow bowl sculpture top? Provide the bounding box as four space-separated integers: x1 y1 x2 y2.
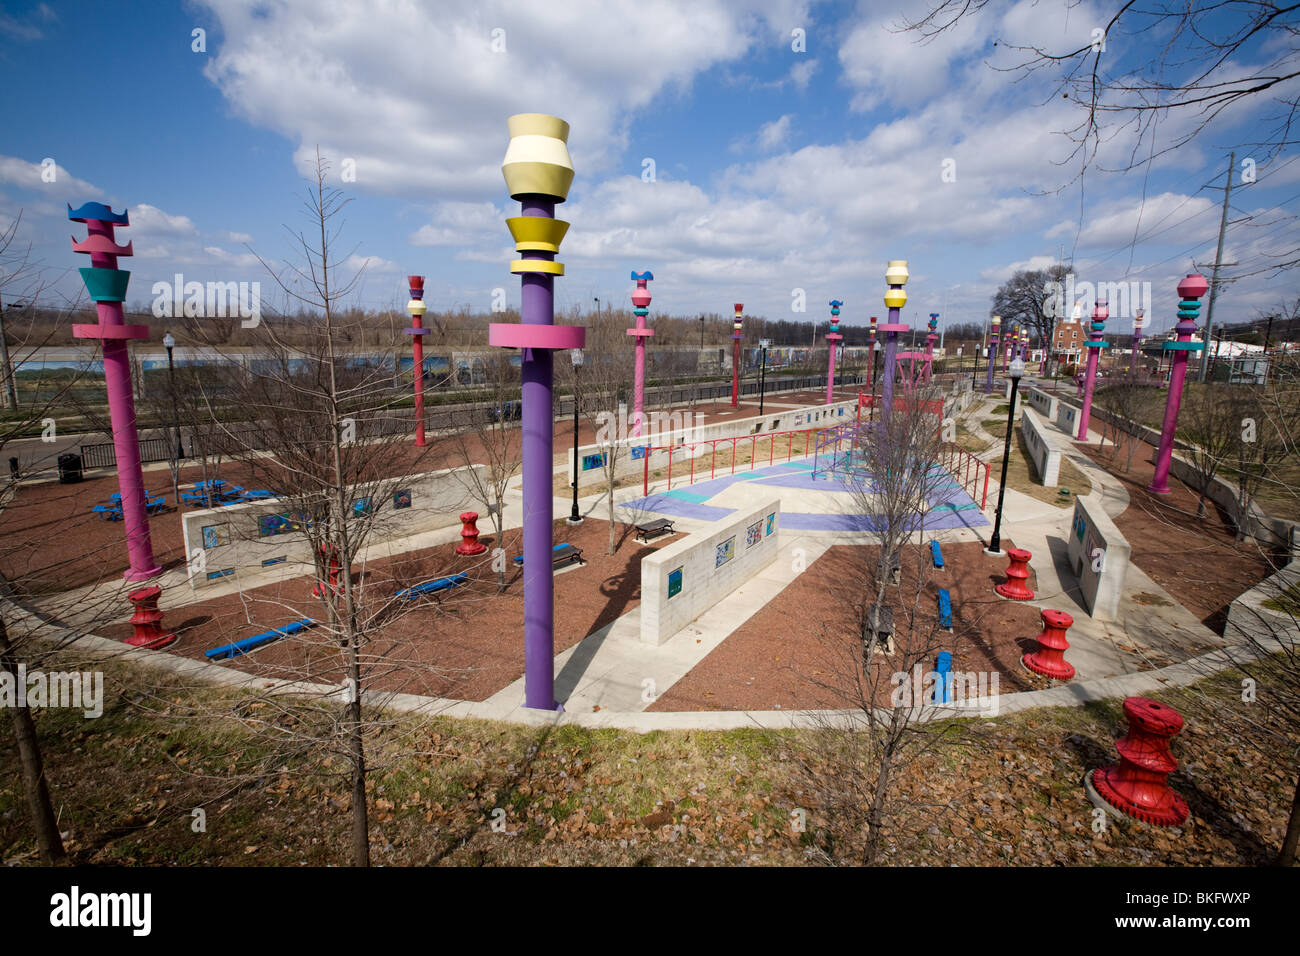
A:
502 113 575 202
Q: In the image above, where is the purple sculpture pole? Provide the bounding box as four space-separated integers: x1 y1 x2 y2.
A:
1149 275 1209 494
490 114 582 710
628 271 654 437
826 299 843 404
880 261 910 418
985 315 1000 394
69 202 161 581
1076 297 1109 442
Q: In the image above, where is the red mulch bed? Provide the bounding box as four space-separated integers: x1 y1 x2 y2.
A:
97 516 678 702
1076 434 1276 633
648 541 1046 712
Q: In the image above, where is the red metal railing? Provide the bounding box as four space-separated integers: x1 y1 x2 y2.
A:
938 442 990 510
641 425 821 496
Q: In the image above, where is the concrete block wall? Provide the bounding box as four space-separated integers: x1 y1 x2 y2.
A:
640 499 781 645
182 463 487 589
1020 408 1060 487
1066 494 1131 622
1024 386 1058 422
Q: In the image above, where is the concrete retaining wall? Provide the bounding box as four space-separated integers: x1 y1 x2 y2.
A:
640 499 781 645
1020 408 1060 487
181 464 487 589
1024 386 1058 422
1067 494 1131 622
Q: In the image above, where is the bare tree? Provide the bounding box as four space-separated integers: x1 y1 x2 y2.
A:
904 2 1300 183
991 264 1072 356
1094 378 1148 473
1181 386 1249 518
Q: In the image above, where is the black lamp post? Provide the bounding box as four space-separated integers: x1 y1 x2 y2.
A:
568 347 583 525
758 338 771 414
163 331 184 459
985 356 1024 556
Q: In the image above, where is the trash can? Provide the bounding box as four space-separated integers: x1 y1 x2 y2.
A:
57 452 83 484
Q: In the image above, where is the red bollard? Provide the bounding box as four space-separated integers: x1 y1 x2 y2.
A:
995 547 1035 600
126 585 176 649
456 511 488 556
1088 697 1189 827
312 545 341 597
1022 609 1074 680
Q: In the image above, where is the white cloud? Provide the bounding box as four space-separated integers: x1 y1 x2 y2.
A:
224 230 254 243
201 245 259 267
133 203 199 237
0 155 100 197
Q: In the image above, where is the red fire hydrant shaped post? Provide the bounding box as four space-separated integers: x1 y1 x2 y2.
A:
995 547 1035 600
1090 697 1189 827
456 511 488 556
1022 608 1074 680
126 585 176 649
312 544 342 598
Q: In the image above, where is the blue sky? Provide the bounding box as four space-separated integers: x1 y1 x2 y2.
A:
1 0 1296 338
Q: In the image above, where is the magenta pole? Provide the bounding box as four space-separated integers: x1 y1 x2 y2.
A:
406 275 428 447
826 299 843 404
490 115 583 711
1076 298 1109 441
69 203 161 581
1149 275 1209 494
628 271 654 437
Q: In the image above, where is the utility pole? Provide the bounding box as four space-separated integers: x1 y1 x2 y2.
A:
1199 151 1235 382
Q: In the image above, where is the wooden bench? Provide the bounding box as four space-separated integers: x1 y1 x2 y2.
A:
937 588 953 631
635 518 675 543
512 543 585 570
862 603 895 656
930 539 945 570
396 572 469 600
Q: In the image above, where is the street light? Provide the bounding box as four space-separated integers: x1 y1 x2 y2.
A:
759 338 771 414
985 356 1025 556
568 348 583 525
162 331 183 460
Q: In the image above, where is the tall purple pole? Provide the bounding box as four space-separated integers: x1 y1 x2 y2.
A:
628 271 654 437
69 202 161 581
1075 297 1109 441
826 299 843 404
880 261 910 417
489 115 583 711
1149 275 1209 494
985 315 1000 394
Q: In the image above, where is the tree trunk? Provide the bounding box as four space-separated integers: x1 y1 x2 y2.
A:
606 471 616 555
0 618 66 864
346 640 369 867
1278 770 1300 867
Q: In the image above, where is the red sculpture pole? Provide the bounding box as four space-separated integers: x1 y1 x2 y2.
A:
456 511 488 556
866 315 877 394
1088 697 1190 827
730 303 743 408
126 585 176 649
1022 608 1074 679
406 276 429 447
995 547 1035 600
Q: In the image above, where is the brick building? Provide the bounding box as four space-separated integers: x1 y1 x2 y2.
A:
1052 317 1085 364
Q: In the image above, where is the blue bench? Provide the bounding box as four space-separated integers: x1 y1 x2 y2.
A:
145 496 166 514
512 543 585 569
930 539 945 570
396 572 469 600
204 618 315 660
934 651 952 703
937 588 953 631
92 503 122 521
